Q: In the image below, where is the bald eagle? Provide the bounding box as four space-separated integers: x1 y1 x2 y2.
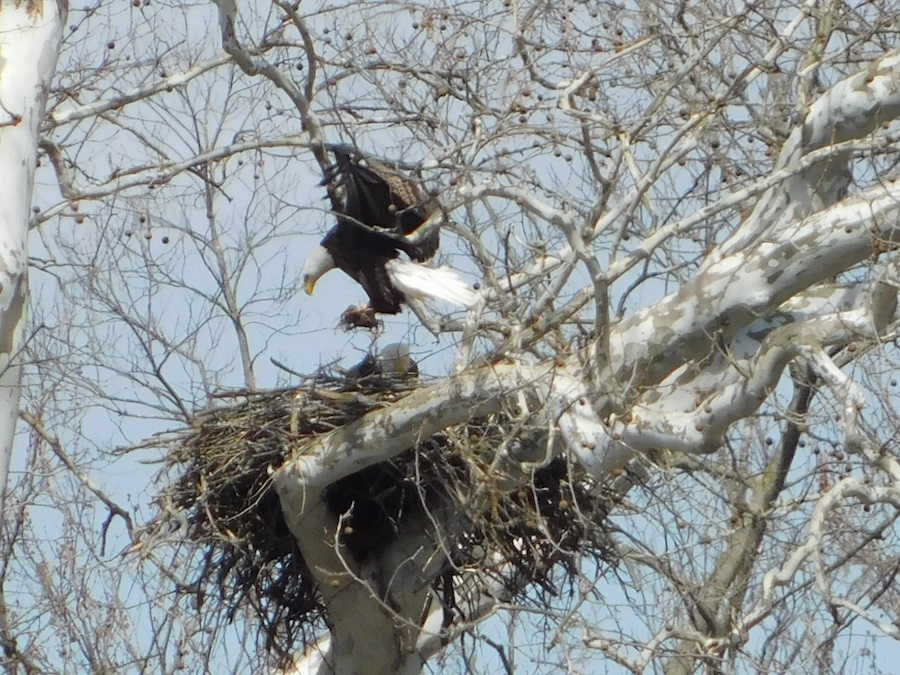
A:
302 146 476 329
344 342 419 379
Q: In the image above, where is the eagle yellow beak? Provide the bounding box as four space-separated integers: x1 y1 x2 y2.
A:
304 278 316 295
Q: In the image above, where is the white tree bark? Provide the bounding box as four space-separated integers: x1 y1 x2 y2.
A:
0 0 66 503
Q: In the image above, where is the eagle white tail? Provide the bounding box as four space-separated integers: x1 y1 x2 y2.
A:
386 258 478 308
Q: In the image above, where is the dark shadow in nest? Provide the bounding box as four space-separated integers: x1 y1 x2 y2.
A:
146 370 616 666
323 435 468 562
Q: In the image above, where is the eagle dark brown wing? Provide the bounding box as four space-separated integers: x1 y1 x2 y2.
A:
326 146 441 261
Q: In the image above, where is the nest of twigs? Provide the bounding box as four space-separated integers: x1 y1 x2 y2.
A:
149 370 614 662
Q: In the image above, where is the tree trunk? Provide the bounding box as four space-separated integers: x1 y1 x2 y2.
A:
0 0 67 503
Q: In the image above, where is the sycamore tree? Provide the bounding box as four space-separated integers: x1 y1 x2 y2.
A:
3 0 900 673
0 0 66 503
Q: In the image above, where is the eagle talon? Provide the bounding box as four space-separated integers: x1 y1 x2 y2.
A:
340 305 380 330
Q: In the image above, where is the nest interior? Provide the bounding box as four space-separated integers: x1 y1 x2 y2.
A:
149 371 614 661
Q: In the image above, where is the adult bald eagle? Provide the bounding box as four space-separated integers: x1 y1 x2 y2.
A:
344 342 419 379
302 146 476 328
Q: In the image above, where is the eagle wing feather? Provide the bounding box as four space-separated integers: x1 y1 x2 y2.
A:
328 146 441 261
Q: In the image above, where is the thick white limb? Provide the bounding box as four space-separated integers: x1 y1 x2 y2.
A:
804 349 869 454
279 284 894 492
0 0 66 500
711 49 900 262
613 184 900 387
605 137 899 286
274 363 551 489
550 371 633 479
482 136 900 353
604 302 894 466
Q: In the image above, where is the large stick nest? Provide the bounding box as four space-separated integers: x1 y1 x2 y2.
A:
146 371 615 662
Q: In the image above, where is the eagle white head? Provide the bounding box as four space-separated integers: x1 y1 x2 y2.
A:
301 245 336 295
379 342 417 376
